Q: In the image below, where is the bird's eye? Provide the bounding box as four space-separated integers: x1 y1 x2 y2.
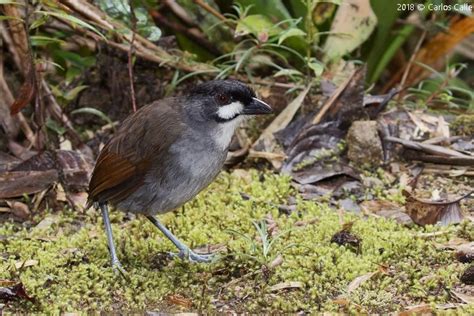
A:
216 93 230 105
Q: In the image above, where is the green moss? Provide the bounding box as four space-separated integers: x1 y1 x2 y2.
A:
451 114 474 136
0 171 469 313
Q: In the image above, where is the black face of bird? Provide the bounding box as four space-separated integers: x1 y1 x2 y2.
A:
188 80 273 123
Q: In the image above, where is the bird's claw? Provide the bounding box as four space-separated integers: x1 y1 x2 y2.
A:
169 249 215 263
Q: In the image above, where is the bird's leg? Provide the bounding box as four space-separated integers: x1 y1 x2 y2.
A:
146 215 214 263
100 203 128 276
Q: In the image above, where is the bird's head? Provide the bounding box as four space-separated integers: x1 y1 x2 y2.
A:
187 80 273 123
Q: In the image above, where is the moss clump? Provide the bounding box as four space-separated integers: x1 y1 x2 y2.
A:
451 114 474 136
0 171 470 313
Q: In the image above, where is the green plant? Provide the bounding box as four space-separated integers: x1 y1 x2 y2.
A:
226 219 297 265
404 63 473 111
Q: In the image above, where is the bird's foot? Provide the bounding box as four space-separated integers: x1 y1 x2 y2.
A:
170 249 215 263
111 259 129 279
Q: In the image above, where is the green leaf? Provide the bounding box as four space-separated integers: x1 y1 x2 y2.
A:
64 85 89 101
0 15 23 22
235 15 280 37
277 28 306 45
365 0 415 84
234 0 292 21
71 107 113 125
35 10 106 40
46 118 66 136
31 35 65 46
273 68 303 77
307 58 324 76
0 0 24 4
140 25 161 41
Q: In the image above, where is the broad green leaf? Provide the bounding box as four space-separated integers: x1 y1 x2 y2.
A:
35 10 106 40
71 107 113 125
234 0 292 21
273 68 303 77
307 58 324 76
323 0 377 62
140 25 161 41
235 15 280 37
365 0 414 84
277 28 306 45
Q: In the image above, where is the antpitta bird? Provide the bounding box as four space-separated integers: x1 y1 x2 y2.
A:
87 80 272 273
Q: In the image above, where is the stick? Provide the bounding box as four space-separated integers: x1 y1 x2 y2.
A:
128 0 137 112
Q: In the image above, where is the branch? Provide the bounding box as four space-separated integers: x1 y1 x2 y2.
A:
128 0 137 112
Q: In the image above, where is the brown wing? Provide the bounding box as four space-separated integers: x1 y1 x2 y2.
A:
87 99 182 206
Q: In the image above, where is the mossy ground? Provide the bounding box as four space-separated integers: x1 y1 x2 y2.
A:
1 171 472 313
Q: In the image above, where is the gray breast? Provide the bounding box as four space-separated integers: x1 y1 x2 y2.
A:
116 128 227 215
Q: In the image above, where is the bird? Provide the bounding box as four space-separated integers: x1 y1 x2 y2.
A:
87 79 272 274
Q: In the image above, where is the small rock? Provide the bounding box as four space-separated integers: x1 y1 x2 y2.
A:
346 121 383 166
362 176 384 189
339 198 361 213
460 265 474 285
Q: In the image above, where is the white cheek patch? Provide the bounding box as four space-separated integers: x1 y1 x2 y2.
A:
217 101 243 120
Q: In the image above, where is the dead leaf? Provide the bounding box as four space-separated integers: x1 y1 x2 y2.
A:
347 271 377 293
323 0 377 61
269 281 304 292
15 259 38 269
400 303 432 315
35 215 60 231
0 280 17 287
451 289 474 304
269 255 283 269
385 16 474 90
251 85 311 169
10 66 36 115
0 170 58 199
360 200 413 226
165 294 193 309
404 190 470 226
6 200 30 219
0 282 33 303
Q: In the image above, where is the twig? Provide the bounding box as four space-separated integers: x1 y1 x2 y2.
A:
397 28 427 100
164 0 197 27
59 0 217 73
128 0 137 113
193 0 226 21
42 81 86 149
150 9 221 56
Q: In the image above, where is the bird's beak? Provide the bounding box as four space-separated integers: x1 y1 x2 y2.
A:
242 97 273 115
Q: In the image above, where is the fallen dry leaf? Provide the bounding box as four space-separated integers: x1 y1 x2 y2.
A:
403 190 470 226
0 282 33 303
0 170 58 199
269 281 304 292
165 293 193 309
399 303 432 315
15 259 38 269
6 200 30 219
347 271 378 294
451 289 474 304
